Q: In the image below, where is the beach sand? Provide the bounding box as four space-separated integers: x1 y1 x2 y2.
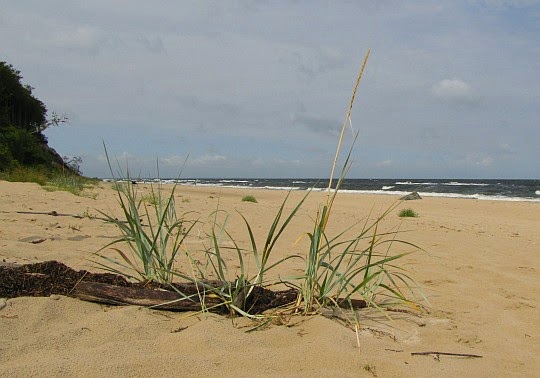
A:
1 180 538 377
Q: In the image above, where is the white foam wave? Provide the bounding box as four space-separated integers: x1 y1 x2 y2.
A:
444 181 489 186
263 186 301 191
338 190 540 202
395 181 436 185
220 180 249 183
536 190 540 196
395 181 489 187
382 186 395 190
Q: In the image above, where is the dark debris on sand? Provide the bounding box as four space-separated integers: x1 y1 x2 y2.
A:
0 261 129 298
0 261 297 315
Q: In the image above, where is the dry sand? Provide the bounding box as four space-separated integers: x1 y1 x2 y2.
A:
0 180 538 377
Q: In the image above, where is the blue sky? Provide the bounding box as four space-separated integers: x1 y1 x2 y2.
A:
1 0 539 178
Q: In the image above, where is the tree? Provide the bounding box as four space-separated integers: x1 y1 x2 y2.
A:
0 61 71 172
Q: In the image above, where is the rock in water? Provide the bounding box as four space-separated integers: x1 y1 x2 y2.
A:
400 191 422 200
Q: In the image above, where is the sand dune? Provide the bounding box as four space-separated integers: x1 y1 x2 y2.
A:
1 181 538 377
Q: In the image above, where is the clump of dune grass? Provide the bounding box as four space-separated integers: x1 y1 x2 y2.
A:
0 165 97 196
142 191 162 206
170 191 308 317
93 147 197 284
242 195 258 203
0 165 49 185
45 174 86 195
398 208 418 218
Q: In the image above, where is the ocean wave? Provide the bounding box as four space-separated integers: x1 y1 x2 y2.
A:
395 181 490 187
101 178 540 202
444 181 489 186
395 181 436 185
263 186 301 191
338 190 540 202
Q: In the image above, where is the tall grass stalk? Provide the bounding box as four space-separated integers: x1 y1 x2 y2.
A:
325 48 370 219
299 49 422 315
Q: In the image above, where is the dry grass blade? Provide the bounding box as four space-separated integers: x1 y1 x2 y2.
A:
326 48 370 210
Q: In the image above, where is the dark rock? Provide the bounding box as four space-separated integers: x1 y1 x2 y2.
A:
400 191 422 200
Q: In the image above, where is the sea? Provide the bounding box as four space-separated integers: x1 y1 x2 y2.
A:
121 178 540 203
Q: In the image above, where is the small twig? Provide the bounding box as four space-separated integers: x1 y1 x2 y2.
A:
411 351 483 358
15 210 129 224
17 210 82 218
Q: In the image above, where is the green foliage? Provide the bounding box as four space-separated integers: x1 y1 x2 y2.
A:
45 174 86 196
94 148 196 284
177 192 307 317
398 208 418 218
0 61 70 174
63 156 83 175
0 125 50 168
0 164 96 196
300 202 421 313
95 177 196 284
0 165 49 185
241 195 258 203
0 62 47 133
142 191 162 206
239 191 309 286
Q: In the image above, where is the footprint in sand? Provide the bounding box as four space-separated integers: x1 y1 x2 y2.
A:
19 236 47 244
457 334 482 345
67 235 91 241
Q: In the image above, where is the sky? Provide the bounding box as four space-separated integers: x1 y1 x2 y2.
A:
1 0 539 179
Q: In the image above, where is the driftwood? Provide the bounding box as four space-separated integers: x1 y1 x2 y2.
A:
0 261 299 314
0 261 367 314
72 281 223 311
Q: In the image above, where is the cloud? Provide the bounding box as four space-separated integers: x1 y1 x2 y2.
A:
475 155 494 167
291 113 341 136
277 46 345 80
375 159 393 168
3 1 539 179
189 154 227 166
432 78 477 104
51 26 104 53
473 0 540 8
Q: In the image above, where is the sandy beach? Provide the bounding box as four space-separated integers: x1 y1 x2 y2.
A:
0 180 538 377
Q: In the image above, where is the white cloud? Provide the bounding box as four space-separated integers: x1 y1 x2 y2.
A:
51 26 103 52
462 153 495 168
188 154 227 167
472 0 540 8
375 160 393 168
432 78 477 104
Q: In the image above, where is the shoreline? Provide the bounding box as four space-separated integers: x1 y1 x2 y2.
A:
101 178 540 203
